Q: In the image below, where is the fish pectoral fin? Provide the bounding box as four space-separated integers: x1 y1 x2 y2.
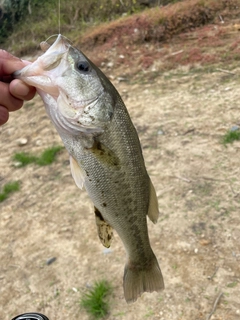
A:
88 140 119 168
94 207 113 248
147 179 159 224
69 155 86 189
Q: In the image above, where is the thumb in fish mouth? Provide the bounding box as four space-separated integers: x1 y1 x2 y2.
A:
12 313 50 320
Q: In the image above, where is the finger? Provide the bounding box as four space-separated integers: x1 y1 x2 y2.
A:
0 106 9 125
0 81 23 112
0 50 30 75
9 79 36 101
0 74 13 83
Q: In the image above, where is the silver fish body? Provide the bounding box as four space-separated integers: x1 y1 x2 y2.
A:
14 35 164 302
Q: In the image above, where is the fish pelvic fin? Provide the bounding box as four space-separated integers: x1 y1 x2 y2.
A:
69 156 86 189
94 207 113 248
123 254 164 303
147 179 159 224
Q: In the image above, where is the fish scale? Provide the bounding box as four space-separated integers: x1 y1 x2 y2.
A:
14 34 164 303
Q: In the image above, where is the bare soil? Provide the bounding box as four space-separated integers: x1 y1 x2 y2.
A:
1 21 240 320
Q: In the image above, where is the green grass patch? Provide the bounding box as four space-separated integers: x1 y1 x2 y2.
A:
227 282 238 288
0 181 20 202
222 130 240 145
13 152 38 166
80 280 112 319
35 146 63 165
13 146 63 167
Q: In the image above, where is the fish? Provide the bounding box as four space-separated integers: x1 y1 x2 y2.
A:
14 34 164 302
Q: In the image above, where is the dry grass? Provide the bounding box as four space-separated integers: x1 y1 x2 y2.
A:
78 0 240 49
69 0 240 78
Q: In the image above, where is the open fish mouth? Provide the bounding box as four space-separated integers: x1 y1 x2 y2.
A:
13 35 69 81
13 34 107 134
13 34 102 109
40 34 73 52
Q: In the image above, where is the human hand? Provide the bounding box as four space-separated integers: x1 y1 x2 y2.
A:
0 50 36 125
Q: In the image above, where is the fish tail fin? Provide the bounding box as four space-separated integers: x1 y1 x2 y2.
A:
123 254 164 303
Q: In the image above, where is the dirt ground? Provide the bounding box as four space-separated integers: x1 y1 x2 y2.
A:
1 28 240 320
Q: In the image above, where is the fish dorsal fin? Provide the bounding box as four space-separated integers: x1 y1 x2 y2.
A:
69 155 86 189
94 207 113 248
147 179 159 224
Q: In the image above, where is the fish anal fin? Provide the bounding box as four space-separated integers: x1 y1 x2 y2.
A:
69 155 86 189
94 207 113 248
147 179 159 224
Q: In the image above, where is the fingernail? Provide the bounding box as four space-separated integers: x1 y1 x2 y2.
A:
21 59 32 66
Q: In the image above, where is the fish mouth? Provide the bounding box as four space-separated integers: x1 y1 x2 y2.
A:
13 34 71 96
40 34 73 52
13 35 70 78
13 33 104 114
13 34 105 135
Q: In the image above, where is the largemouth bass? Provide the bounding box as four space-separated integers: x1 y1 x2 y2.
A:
14 35 164 302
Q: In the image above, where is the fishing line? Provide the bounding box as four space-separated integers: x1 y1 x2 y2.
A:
58 0 61 34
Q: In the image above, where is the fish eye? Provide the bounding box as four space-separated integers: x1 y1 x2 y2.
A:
76 61 90 72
